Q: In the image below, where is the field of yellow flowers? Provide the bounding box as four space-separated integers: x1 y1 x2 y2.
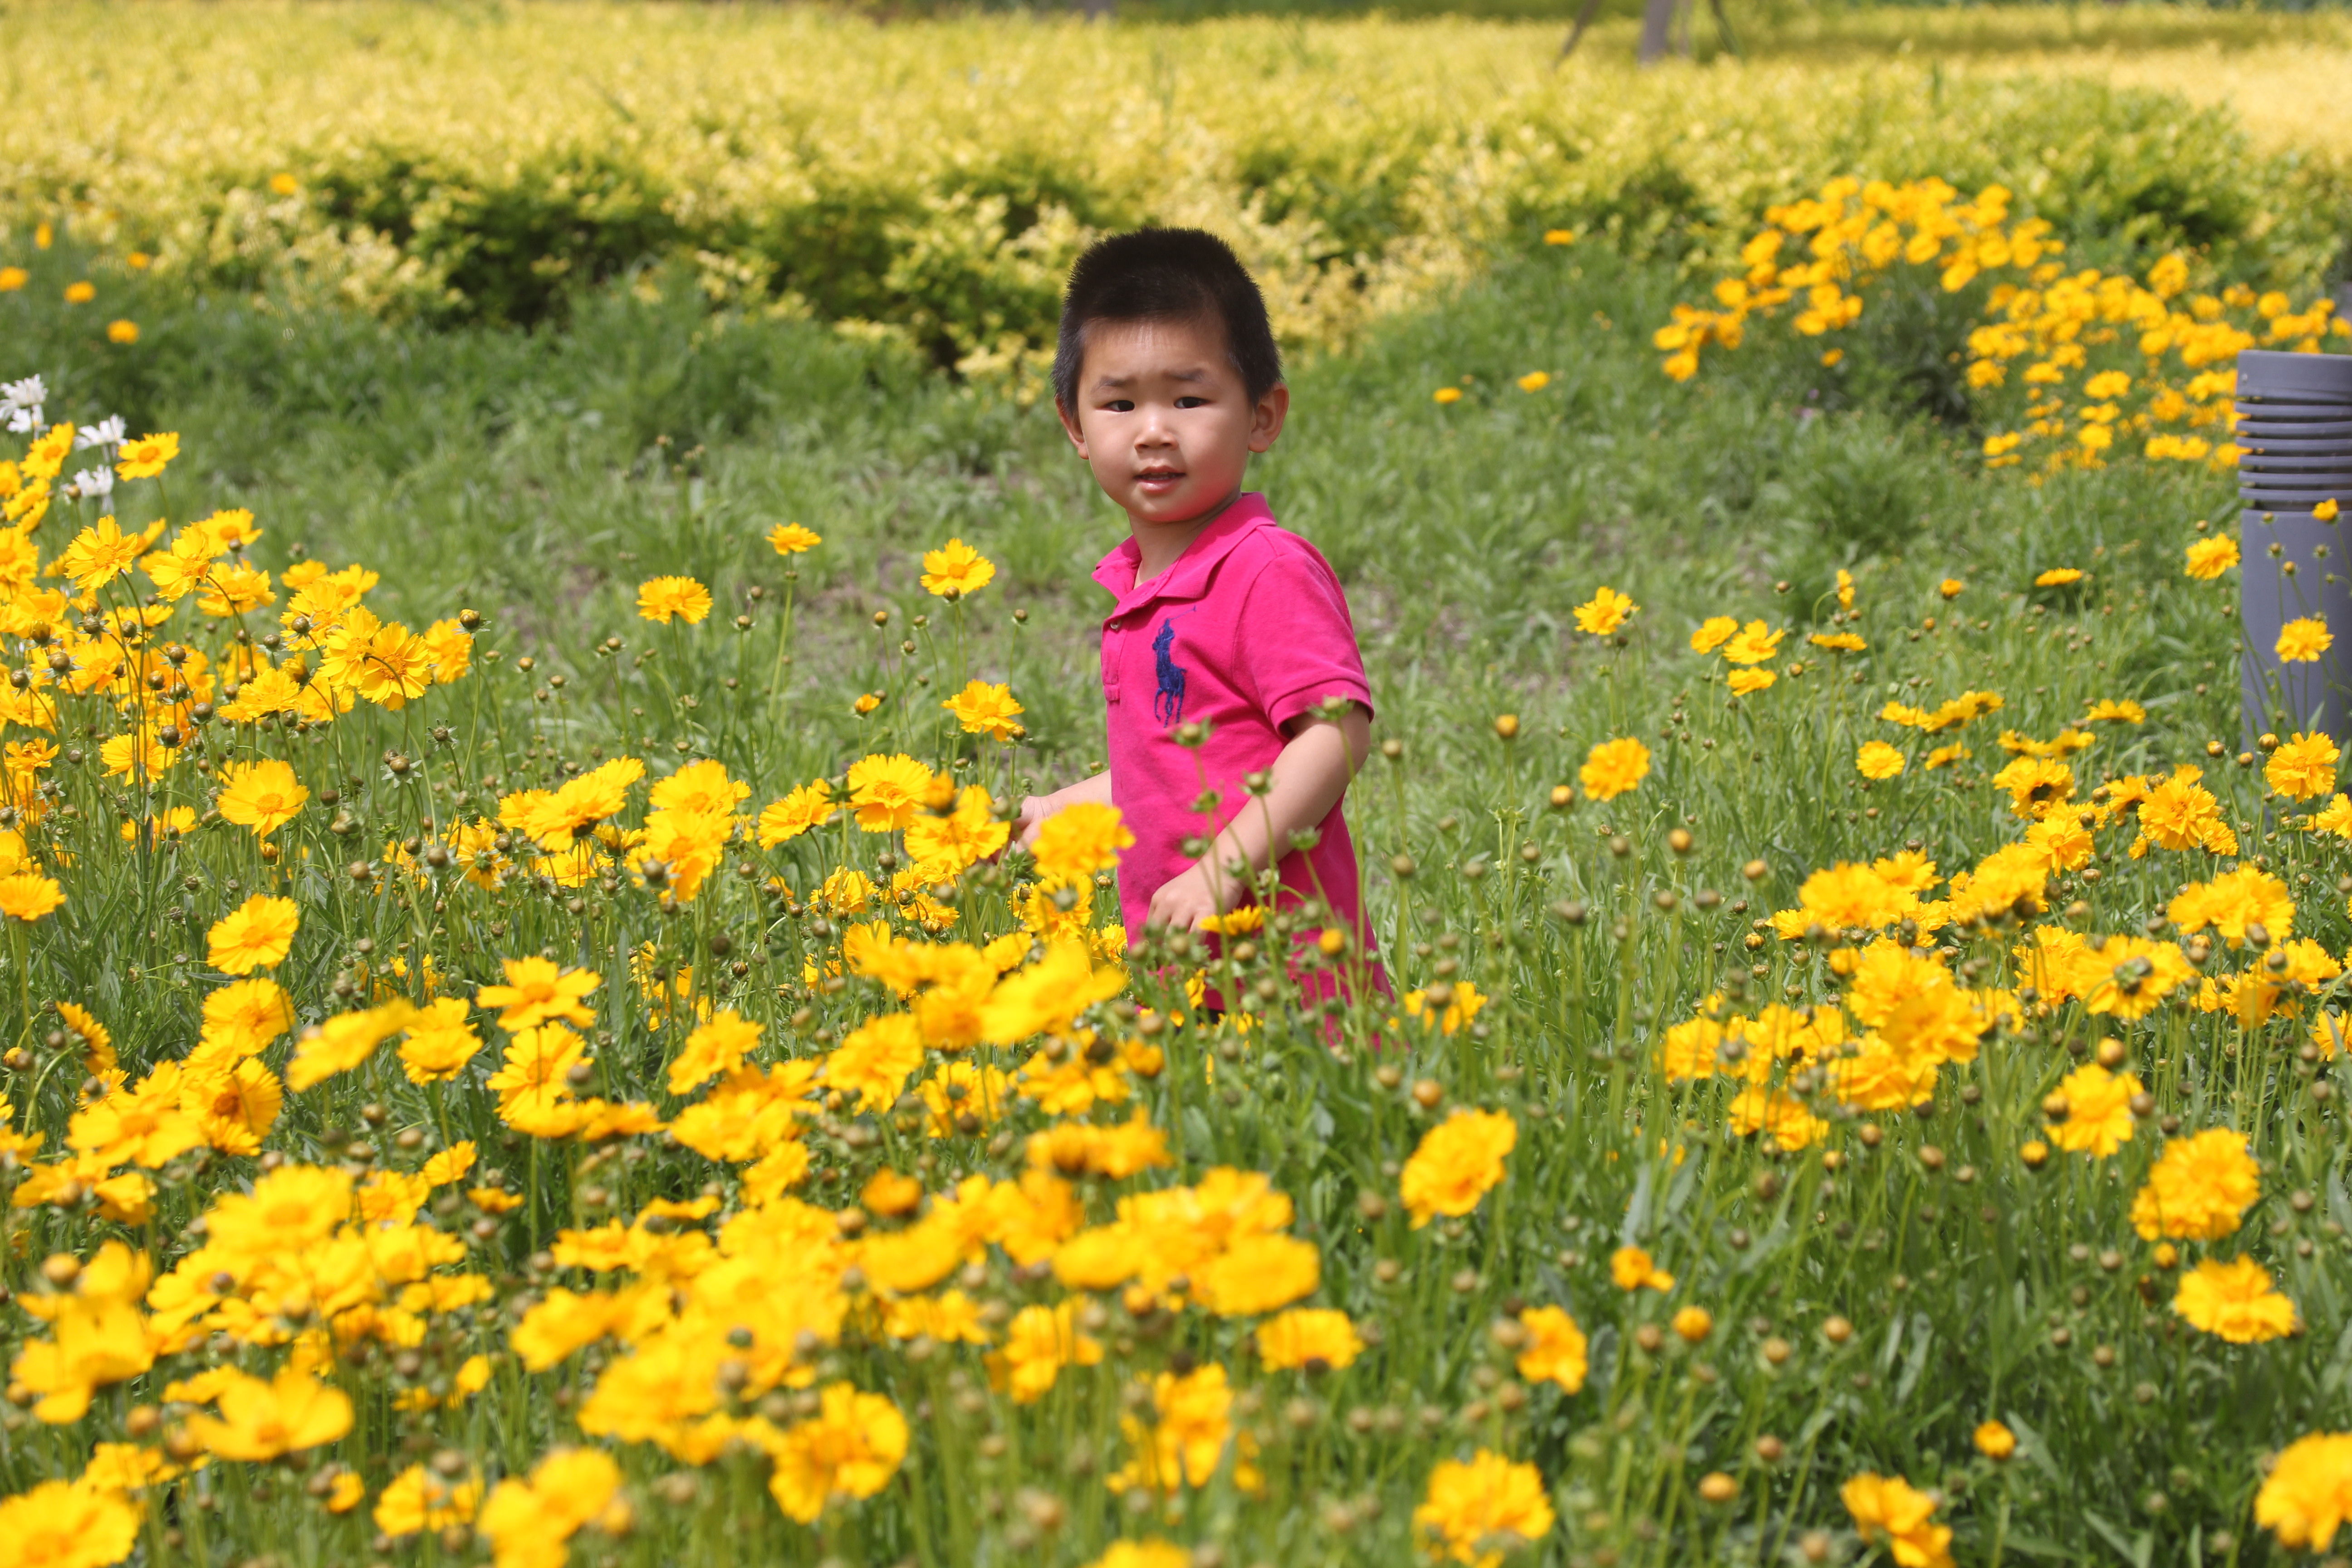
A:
8 6 2352 1564
5 217 2352 1562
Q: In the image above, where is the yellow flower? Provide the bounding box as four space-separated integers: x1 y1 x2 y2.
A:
756 779 836 846
1842 1474 1952 1568
286 999 418 1093
2184 534 2239 579
201 1162 352 1261
477 957 601 1032
1578 737 1650 801
943 679 1023 740
987 1300 1106 1402
904 784 1009 877
56 516 148 591
478 1448 627 1568
397 1001 484 1086
1974 1420 2017 1460
1402 981 1486 1034
920 537 997 598
2043 1060 2142 1157
2318 498 2342 522
1432 387 1463 405
2130 1127 2260 1240
216 759 308 838
0 871 64 922
205 894 299 975
2256 1431 2352 1552
1671 1306 1713 1343
1193 1231 1321 1317
766 522 822 555
1107 1362 1250 1495
2278 616 2333 663
1856 741 1905 780
0 1479 140 1568
824 1012 926 1110
2268 731 2339 800
1573 586 1637 636
636 574 713 624
1514 1305 1587 1391
845 752 933 831
184 1365 353 1460
1718 619 1784 665
666 1009 762 1094
1689 615 1737 653
1609 1245 1674 1292
106 319 138 344
63 280 96 304
22 422 75 480
1414 1449 1554 1568
1081 1544 1190 1568
1544 229 1576 245
1729 1086 1828 1151
1516 371 1550 392
1256 1308 1363 1372
510 757 644 851
115 432 178 480
1728 668 1776 696
1938 578 1965 598
2168 866 2294 947
373 1463 481 1537
1032 801 1132 882
760 1382 909 1524
2173 1255 2297 1343
1990 755 2073 819
1399 1107 1516 1227
323 619 435 709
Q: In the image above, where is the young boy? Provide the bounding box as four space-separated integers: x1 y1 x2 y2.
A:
1014 228 1378 976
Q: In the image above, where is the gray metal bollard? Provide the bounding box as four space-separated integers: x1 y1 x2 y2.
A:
2237 349 2352 745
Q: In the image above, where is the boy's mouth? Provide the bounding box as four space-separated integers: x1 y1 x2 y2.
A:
1134 467 1185 492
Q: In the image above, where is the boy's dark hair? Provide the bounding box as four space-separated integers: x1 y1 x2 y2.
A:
1053 228 1282 413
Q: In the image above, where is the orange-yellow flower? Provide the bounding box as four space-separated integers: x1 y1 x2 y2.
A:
206 895 299 975
637 575 713 625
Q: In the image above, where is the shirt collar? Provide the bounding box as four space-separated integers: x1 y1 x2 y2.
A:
1090 492 1274 616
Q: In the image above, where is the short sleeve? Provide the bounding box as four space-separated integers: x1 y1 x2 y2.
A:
1235 543 1374 731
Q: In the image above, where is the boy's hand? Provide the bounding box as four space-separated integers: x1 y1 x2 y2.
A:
1011 794 1057 852
1145 857 1236 934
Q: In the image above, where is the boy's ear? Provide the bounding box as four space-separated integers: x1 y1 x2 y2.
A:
1054 397 1090 458
1248 382 1291 455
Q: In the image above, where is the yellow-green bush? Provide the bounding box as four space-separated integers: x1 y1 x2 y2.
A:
2 3 2343 369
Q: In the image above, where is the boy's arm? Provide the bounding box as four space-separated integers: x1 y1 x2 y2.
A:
1012 769 1117 850
1145 704 1371 932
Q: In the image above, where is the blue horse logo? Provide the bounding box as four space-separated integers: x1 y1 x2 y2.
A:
1152 611 1196 727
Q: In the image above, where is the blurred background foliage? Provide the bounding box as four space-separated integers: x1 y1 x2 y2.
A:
3 2 2346 381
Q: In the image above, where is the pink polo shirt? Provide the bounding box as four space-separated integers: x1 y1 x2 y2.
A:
1091 493 1377 959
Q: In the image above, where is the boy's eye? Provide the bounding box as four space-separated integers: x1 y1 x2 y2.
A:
1174 396 1209 409
1102 398 1135 413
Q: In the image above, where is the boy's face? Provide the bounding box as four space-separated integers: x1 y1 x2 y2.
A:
1057 315 1287 529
